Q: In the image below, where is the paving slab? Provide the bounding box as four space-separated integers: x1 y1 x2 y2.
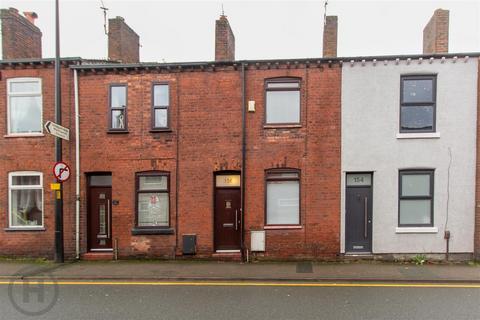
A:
0 260 479 282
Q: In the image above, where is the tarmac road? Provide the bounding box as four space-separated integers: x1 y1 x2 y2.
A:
1 280 480 320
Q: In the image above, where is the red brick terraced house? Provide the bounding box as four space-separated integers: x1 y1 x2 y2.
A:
1 7 479 261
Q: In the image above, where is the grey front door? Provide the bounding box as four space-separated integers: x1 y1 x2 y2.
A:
345 173 373 253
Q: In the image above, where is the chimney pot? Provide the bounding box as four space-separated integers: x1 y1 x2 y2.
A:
423 9 449 54
23 12 38 25
323 16 338 57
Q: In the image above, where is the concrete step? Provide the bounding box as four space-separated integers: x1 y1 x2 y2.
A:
212 252 242 262
81 252 114 261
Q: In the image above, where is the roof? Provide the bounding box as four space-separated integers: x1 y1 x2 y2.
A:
1 52 479 71
69 52 480 72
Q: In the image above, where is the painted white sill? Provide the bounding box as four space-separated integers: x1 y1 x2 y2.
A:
395 227 438 234
396 132 440 139
4 227 46 232
4 133 45 138
264 225 302 230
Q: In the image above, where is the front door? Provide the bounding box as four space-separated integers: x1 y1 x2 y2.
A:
88 187 112 250
345 173 373 253
214 188 241 250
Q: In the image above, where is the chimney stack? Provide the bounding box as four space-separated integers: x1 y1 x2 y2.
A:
423 9 449 54
323 16 338 57
0 8 42 59
108 16 140 63
215 15 235 61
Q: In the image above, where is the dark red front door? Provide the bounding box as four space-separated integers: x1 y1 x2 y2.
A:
88 187 112 250
214 188 241 250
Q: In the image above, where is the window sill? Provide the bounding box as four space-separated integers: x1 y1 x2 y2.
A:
395 227 438 234
131 227 174 235
263 124 302 129
4 134 45 138
396 132 440 139
264 225 302 230
150 129 172 133
107 130 129 134
4 227 46 232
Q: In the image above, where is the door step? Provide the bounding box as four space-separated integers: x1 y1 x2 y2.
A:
212 252 242 261
82 252 114 261
343 253 374 261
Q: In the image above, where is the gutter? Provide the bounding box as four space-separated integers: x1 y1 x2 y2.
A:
74 69 80 259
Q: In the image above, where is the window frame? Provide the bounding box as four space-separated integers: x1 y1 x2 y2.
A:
398 169 434 227
399 75 437 133
264 168 301 226
151 82 170 131
134 171 170 229
7 77 43 136
264 77 302 126
8 171 44 229
108 83 128 132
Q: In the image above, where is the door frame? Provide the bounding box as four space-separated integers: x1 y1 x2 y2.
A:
86 173 113 252
213 171 242 252
345 172 373 254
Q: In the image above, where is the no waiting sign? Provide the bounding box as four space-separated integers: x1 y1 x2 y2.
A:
53 162 71 182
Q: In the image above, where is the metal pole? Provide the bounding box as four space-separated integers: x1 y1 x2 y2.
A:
54 0 64 263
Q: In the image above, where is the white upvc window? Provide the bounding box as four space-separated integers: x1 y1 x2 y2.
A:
8 172 44 228
7 78 43 135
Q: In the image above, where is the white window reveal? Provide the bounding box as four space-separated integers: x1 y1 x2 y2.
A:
7 78 43 135
9 172 44 228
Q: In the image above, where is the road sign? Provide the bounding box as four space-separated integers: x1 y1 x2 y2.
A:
44 121 69 141
53 162 71 182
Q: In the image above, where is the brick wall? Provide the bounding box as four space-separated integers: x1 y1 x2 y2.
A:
323 16 338 58
108 16 140 63
76 62 341 259
215 16 235 61
1 8 42 59
0 64 75 259
423 9 449 54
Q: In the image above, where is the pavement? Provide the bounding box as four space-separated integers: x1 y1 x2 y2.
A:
0 260 479 283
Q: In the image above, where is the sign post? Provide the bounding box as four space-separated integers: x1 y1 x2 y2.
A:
54 0 64 263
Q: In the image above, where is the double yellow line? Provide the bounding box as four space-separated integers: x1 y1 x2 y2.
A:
1 280 479 288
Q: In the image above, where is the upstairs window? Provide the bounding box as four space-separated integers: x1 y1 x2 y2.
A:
265 78 301 125
400 75 436 133
266 169 300 225
7 78 42 135
109 85 127 131
152 84 170 130
9 172 43 228
136 172 170 228
399 170 434 227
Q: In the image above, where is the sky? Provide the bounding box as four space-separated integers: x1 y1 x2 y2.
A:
1 0 479 62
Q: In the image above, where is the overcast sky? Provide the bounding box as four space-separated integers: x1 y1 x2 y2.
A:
2 0 479 62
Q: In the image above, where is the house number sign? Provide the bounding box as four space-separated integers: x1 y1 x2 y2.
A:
215 175 240 187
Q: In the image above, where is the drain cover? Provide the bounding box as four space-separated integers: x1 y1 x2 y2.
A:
296 262 313 273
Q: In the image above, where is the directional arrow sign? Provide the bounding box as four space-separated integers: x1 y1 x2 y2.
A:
44 121 70 141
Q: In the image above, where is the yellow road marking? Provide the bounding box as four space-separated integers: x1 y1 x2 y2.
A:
0 281 479 288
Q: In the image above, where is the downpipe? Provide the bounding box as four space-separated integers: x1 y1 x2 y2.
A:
74 69 81 259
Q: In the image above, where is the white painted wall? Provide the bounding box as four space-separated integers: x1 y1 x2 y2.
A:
341 57 478 254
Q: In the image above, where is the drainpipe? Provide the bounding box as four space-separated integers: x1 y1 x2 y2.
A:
240 63 246 262
74 69 80 259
